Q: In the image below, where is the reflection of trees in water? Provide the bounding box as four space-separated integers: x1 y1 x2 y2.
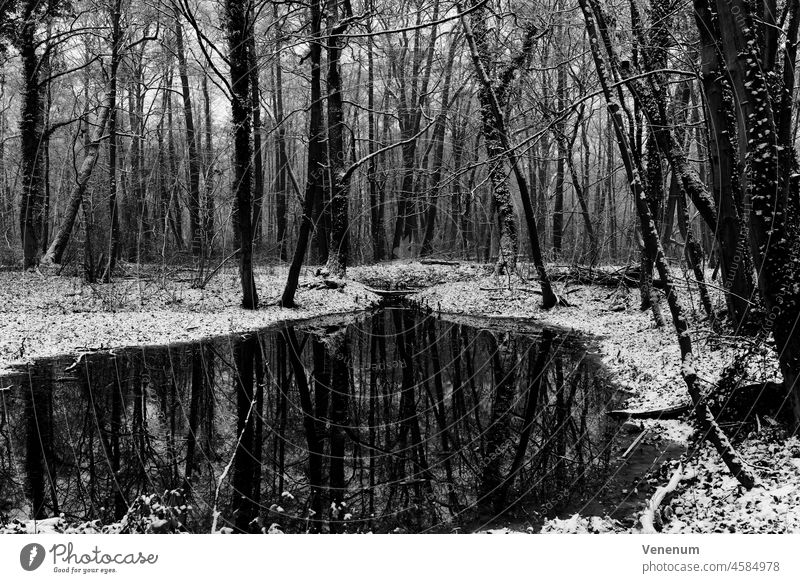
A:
0 310 616 532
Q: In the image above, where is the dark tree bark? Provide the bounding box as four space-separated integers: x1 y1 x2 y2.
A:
322 1 352 278
367 14 386 262
17 0 47 269
280 0 325 307
202 74 215 254
462 7 558 306
102 0 123 282
420 37 458 256
390 0 440 258
224 0 258 308
711 0 800 423
175 14 202 257
581 0 756 488
248 25 265 249
273 6 289 261
694 0 757 329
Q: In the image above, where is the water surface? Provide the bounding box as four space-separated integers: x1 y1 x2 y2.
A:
0 307 626 533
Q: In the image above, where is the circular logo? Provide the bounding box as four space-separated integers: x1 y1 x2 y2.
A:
20 543 46 571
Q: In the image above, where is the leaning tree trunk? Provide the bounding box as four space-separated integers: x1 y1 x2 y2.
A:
462 7 558 307
280 0 325 307
581 0 756 488
41 90 111 265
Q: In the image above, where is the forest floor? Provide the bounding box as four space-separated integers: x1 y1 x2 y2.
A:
397 260 795 534
2 259 797 533
0 262 380 375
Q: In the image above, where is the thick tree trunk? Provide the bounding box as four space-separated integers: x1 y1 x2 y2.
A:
18 5 45 270
323 2 351 279
712 0 800 423
224 0 258 308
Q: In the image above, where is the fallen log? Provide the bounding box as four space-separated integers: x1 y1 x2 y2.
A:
608 402 692 420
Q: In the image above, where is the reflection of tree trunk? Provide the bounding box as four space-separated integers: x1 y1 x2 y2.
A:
252 340 265 510
392 310 434 525
450 326 465 449
426 320 460 513
110 359 125 519
478 333 517 515
131 355 146 480
367 319 380 519
283 327 325 532
496 331 553 505
326 331 348 531
185 344 205 485
232 334 258 532
24 367 57 518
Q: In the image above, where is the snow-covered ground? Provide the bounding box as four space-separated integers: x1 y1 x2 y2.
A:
1 260 795 533
0 263 380 374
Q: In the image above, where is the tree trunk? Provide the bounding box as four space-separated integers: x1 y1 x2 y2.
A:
273 8 289 261
42 90 112 265
281 0 324 307
175 14 203 257
420 37 458 256
102 0 122 282
224 0 258 308
18 2 45 270
581 0 756 488
323 2 351 279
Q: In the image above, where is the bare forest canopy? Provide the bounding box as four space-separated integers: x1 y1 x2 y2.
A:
2 0 800 467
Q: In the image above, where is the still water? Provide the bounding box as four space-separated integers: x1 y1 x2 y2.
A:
0 307 626 533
